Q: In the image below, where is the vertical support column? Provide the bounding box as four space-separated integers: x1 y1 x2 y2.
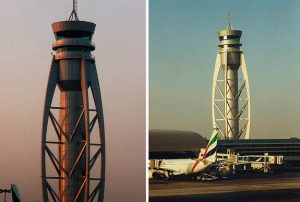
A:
240 53 251 139
224 50 228 139
226 67 239 139
90 64 106 202
41 57 59 202
212 53 221 132
60 90 85 201
81 59 90 202
224 50 240 139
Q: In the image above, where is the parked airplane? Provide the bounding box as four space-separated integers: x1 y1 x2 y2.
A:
151 130 218 179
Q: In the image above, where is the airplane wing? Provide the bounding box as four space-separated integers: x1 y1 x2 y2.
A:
151 167 177 173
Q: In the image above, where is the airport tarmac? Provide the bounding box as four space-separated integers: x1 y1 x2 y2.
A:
149 172 300 202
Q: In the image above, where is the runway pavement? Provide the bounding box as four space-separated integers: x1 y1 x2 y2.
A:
149 173 300 201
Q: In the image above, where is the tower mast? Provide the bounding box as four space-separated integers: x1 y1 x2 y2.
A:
227 11 232 30
69 0 79 21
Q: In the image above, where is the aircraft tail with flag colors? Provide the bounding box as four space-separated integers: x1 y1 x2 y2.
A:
201 129 218 161
191 130 218 173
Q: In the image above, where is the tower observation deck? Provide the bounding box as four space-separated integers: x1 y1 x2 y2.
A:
41 3 105 202
212 14 251 140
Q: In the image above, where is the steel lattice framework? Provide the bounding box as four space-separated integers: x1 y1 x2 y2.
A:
212 21 251 140
41 20 105 202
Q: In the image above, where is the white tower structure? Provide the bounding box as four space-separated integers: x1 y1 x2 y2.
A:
212 14 251 140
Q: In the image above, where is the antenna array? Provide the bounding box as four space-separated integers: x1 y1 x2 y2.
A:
69 0 79 21
227 11 232 30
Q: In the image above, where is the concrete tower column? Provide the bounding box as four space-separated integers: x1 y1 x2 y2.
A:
226 68 239 139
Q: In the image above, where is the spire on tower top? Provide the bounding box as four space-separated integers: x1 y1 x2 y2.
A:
68 0 79 21
227 11 232 30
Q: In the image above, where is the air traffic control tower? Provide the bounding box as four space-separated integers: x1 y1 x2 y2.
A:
212 13 251 140
41 2 105 201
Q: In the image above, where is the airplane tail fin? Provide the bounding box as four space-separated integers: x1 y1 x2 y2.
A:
11 184 22 202
201 130 218 162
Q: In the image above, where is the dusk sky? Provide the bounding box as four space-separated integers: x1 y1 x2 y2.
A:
0 0 145 201
150 0 300 139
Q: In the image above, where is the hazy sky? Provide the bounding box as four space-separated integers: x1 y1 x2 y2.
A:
0 0 145 201
150 0 300 139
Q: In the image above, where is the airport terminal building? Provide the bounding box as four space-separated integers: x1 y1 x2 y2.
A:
149 129 300 168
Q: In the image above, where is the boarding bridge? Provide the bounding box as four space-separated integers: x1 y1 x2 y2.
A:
216 151 284 174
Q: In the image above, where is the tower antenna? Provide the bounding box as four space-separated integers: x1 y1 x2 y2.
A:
69 0 79 21
227 11 232 30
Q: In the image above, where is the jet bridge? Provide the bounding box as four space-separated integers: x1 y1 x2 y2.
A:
216 151 284 175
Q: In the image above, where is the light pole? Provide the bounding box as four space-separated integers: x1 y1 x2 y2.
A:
0 188 11 202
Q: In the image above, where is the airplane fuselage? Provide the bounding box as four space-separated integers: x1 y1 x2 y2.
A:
158 158 212 176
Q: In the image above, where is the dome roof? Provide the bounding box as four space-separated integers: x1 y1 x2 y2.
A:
149 129 207 152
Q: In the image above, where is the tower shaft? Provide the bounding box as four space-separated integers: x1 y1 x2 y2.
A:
60 91 85 201
226 69 239 139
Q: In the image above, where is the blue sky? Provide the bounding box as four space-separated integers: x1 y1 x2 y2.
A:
150 0 300 139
